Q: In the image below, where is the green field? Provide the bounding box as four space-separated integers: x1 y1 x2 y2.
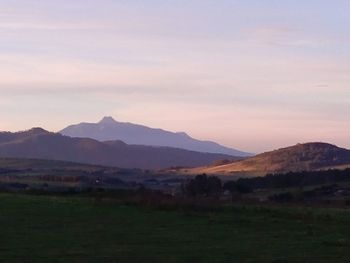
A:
1 194 350 263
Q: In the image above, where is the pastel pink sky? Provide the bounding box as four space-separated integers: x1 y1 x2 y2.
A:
0 1 349 153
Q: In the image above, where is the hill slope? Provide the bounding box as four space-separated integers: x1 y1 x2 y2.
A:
183 143 350 176
60 117 251 157
0 129 236 170
0 157 117 172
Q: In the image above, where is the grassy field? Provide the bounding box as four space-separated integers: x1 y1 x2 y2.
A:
1 194 350 263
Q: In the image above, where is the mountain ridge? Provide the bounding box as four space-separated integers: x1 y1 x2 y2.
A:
0 128 238 170
60 117 251 157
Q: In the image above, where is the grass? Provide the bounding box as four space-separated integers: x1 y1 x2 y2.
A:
1 193 350 263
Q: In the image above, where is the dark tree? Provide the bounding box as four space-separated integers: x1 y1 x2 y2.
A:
207 176 222 198
183 174 222 198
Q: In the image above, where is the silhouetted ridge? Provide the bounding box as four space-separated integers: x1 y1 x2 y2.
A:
25 127 50 135
103 140 128 147
0 128 50 145
60 116 251 156
0 128 236 169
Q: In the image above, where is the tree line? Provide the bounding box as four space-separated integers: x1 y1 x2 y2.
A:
182 169 350 197
181 174 252 198
236 168 350 190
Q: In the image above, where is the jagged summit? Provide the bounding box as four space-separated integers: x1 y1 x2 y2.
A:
99 116 118 124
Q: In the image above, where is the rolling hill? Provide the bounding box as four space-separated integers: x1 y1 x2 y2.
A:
0 128 237 170
60 116 251 157
0 157 116 172
181 143 350 176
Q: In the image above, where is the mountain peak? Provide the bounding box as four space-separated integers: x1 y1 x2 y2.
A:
60 118 251 156
26 127 49 135
99 116 117 124
279 142 341 153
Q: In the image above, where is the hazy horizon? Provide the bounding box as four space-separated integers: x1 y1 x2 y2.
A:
1 1 349 153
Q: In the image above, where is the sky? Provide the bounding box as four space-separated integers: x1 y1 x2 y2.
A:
0 0 349 153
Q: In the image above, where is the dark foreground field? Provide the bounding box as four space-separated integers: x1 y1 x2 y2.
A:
1 194 350 263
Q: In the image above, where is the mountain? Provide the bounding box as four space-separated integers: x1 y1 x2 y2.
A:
0 128 237 170
60 116 251 157
182 143 350 176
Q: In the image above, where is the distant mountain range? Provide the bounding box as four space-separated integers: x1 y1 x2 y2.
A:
60 117 251 157
0 128 237 170
180 143 350 176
